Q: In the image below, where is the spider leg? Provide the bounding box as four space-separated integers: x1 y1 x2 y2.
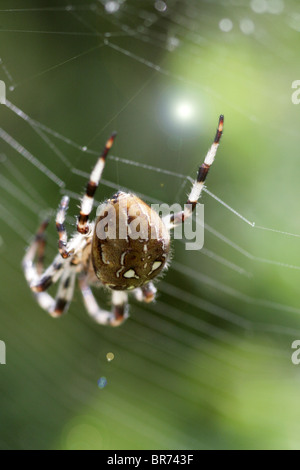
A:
33 267 76 318
134 282 157 303
23 220 77 317
56 195 92 259
163 115 224 229
36 219 49 275
23 220 65 292
51 267 76 316
77 132 117 234
29 255 64 292
23 218 84 317
56 195 73 259
78 275 129 327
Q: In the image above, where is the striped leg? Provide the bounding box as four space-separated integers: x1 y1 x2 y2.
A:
78 276 129 327
49 268 76 317
32 268 76 318
135 282 157 303
23 220 64 292
56 195 91 259
77 132 117 234
36 219 49 275
23 221 77 317
29 254 64 293
164 115 224 229
56 195 72 259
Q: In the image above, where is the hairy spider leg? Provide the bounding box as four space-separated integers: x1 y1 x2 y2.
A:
78 275 129 327
164 115 224 229
77 132 117 234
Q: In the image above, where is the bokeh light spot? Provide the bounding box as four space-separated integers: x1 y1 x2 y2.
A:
167 36 180 51
267 0 284 14
288 13 300 32
97 377 107 389
175 102 194 121
240 19 255 35
219 18 233 32
106 352 114 362
251 0 268 13
105 1 120 14
155 1 167 12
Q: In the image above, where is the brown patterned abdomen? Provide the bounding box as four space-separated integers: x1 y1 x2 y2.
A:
92 192 170 290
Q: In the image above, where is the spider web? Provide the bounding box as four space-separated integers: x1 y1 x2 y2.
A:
1 0 300 450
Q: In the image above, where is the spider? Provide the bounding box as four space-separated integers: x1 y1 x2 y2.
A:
23 115 224 327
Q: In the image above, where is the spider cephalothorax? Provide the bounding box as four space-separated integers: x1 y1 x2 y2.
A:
23 115 224 327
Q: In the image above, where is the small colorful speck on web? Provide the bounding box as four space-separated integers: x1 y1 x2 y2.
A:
97 377 107 389
106 352 114 362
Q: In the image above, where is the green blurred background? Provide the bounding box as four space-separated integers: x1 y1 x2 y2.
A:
1 0 300 450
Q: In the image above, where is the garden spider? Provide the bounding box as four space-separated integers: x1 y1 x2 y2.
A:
23 115 224 327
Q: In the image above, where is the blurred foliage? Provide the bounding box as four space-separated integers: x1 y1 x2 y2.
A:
1 0 300 450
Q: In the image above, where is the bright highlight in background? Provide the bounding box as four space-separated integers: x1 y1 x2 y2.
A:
106 352 114 362
97 377 107 389
219 18 233 32
174 101 195 121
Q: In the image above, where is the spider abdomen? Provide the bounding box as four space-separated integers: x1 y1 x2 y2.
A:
92 191 170 290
